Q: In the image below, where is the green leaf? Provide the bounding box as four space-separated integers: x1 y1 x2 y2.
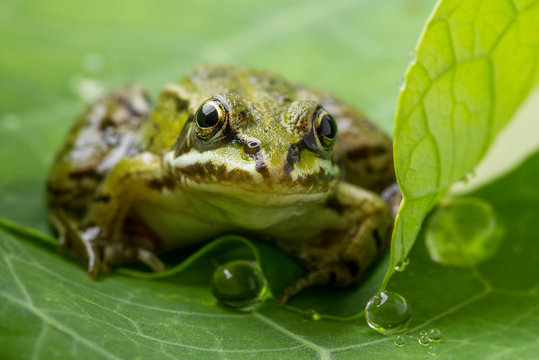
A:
2 149 539 359
386 0 539 285
1 0 538 358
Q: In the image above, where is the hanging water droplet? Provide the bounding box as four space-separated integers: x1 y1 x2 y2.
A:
365 290 411 334
418 334 430 346
394 335 406 347
428 328 442 342
211 260 268 310
397 77 406 91
425 197 504 267
305 309 321 321
394 258 410 272
427 344 438 356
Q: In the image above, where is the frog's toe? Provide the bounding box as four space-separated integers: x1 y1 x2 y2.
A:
276 271 327 304
136 248 165 272
80 226 104 278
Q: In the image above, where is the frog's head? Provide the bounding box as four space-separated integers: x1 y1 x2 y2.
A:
163 68 340 209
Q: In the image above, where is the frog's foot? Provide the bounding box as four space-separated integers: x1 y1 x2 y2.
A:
276 204 391 303
276 271 327 304
53 215 164 277
136 248 166 273
95 233 165 276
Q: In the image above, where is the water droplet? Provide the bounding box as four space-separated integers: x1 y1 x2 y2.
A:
365 290 411 334
394 335 406 346
425 197 504 267
398 77 406 91
394 258 410 272
211 260 267 310
69 76 105 103
83 53 104 73
305 309 321 321
1 114 21 130
419 329 428 336
428 328 442 342
418 334 430 346
427 344 438 356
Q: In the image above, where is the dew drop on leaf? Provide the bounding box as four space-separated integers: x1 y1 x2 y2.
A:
394 257 410 272
418 334 430 346
425 197 503 267
427 344 438 356
394 335 406 347
211 260 267 309
428 328 442 342
305 309 321 321
365 290 411 334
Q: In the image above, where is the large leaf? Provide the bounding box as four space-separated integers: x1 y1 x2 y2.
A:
1 0 538 358
386 0 539 285
2 149 539 359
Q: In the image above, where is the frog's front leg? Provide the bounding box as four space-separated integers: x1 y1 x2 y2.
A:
276 182 392 303
79 152 168 277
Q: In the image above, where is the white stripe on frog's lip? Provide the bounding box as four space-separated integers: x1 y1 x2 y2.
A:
164 149 338 183
163 150 265 183
287 157 339 182
163 151 332 206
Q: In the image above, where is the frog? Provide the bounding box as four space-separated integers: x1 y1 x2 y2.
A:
46 65 397 302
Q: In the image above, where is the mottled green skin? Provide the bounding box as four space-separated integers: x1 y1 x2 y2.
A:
47 65 395 301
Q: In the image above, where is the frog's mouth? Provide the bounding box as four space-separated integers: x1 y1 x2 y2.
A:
163 150 338 206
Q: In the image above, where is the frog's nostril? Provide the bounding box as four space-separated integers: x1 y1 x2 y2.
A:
245 139 261 154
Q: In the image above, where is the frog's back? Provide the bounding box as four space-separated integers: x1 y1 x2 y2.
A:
46 86 152 218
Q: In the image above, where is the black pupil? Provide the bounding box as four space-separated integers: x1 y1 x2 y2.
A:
319 113 336 139
196 103 220 128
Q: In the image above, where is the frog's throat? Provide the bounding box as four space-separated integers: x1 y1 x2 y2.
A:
163 150 338 205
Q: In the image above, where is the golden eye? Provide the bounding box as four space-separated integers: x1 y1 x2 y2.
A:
194 98 228 139
313 108 337 150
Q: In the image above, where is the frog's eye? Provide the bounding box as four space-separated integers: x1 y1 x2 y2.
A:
313 108 337 150
194 98 228 140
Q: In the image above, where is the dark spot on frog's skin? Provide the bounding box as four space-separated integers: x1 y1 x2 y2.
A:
346 261 360 278
372 229 382 250
175 97 189 112
346 145 388 161
326 197 344 214
329 271 337 284
226 168 253 183
283 162 293 176
68 169 101 181
254 151 269 177
147 177 176 191
95 194 111 203
120 98 142 116
215 164 227 180
283 144 300 176
176 162 253 183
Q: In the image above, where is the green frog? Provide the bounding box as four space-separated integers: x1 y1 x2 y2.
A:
46 65 396 302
